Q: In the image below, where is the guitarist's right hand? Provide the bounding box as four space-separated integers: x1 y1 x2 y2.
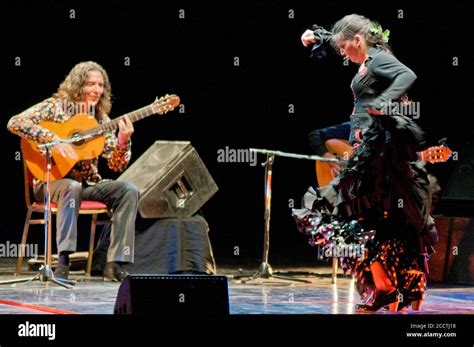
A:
54 143 78 160
323 152 341 177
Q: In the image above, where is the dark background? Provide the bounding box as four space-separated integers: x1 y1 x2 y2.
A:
0 0 471 268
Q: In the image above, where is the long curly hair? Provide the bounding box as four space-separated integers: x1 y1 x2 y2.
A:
53 61 112 117
330 14 392 54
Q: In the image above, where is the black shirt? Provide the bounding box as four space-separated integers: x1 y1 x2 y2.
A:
352 47 417 115
349 47 417 144
309 26 417 145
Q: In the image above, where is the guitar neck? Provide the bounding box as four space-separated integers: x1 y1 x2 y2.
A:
80 104 155 137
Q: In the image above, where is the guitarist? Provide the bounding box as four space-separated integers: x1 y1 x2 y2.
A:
7 61 137 282
308 121 351 179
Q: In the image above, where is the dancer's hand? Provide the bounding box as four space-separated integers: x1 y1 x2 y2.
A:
301 30 317 47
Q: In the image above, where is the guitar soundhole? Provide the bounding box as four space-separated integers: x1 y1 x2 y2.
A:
70 133 84 147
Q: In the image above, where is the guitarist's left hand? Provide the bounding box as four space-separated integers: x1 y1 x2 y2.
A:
118 116 134 146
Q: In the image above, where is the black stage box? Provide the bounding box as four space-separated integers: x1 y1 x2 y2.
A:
114 275 229 317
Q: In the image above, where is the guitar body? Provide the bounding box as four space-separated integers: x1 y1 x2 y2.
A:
315 139 353 188
21 114 105 182
20 94 180 181
315 139 452 188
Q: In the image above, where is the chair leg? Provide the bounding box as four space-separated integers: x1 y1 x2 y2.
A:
86 214 98 277
16 209 33 276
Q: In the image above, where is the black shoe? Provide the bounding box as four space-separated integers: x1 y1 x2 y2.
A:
90 268 103 277
355 289 400 312
103 262 129 282
54 264 70 280
396 291 424 311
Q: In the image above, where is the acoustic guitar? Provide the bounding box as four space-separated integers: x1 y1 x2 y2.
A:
316 139 453 187
21 94 180 182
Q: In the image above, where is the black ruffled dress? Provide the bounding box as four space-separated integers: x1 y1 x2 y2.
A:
294 26 439 307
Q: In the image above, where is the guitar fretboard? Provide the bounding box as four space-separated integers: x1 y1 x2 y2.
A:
79 104 156 138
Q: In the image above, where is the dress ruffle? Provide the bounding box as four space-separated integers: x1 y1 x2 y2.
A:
293 113 438 303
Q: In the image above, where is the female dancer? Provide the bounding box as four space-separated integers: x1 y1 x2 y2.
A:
294 14 438 312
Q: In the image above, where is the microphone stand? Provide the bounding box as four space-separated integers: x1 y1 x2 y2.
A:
237 148 345 284
0 132 104 288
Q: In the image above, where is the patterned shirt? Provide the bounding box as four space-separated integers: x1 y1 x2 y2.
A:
7 97 131 185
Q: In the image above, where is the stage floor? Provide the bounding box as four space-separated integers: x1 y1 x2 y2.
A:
0 260 473 315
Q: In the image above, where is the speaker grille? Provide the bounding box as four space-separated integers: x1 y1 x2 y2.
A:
118 141 218 218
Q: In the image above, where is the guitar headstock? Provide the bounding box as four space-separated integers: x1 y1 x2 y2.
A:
152 94 180 115
420 145 453 164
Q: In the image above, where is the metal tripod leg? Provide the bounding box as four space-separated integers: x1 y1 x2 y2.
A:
0 145 76 290
239 154 312 285
0 265 76 289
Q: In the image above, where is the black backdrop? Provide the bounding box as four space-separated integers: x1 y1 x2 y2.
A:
0 0 471 267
